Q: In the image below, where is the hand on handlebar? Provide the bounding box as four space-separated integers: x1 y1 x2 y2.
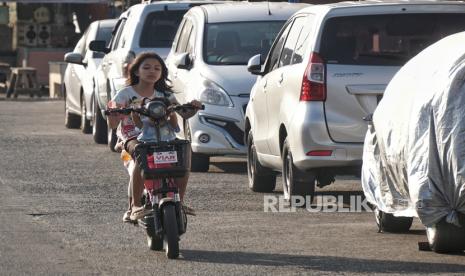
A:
106 101 129 118
189 100 203 110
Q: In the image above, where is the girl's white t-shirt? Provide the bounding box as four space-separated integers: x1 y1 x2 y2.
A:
110 86 176 141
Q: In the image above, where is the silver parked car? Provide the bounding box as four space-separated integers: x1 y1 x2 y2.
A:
89 1 221 150
165 2 308 171
245 1 465 203
64 19 116 132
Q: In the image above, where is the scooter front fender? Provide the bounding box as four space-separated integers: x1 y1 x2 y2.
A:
158 197 175 207
158 198 186 235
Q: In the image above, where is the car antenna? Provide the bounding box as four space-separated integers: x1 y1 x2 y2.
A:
267 1 272 15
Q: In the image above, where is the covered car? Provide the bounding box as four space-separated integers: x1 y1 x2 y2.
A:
361 31 465 253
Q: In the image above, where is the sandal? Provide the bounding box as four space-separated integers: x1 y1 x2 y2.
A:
130 206 152 221
122 210 133 223
114 140 124 153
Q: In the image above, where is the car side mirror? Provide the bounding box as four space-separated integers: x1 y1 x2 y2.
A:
89 40 109 54
64 52 85 65
247 54 263 75
174 52 192 70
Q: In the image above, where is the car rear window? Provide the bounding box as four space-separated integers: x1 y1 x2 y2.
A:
139 10 186 48
319 13 465 66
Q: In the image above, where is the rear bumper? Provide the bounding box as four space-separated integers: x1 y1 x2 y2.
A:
289 102 364 171
293 145 363 171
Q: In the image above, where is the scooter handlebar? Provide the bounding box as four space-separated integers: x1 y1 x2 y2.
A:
104 103 204 116
104 108 134 116
171 103 205 112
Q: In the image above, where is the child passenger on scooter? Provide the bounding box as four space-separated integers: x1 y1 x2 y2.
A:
107 52 202 222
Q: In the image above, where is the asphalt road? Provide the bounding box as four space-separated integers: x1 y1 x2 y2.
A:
0 98 464 275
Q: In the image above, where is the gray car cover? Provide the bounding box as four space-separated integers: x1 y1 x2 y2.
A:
362 32 465 227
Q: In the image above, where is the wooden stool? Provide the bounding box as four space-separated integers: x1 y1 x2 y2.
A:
6 67 41 98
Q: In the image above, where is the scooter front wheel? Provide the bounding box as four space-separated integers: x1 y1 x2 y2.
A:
163 205 179 259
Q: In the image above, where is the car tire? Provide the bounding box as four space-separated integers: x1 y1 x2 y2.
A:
108 128 118 152
282 138 315 206
80 95 91 134
92 96 108 144
185 121 209 172
426 217 465 253
191 153 210 172
64 93 80 129
374 208 413 233
247 131 276 192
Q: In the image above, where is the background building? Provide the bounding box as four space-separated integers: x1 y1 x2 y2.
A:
0 0 116 85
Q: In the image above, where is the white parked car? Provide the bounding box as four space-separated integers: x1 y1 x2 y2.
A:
245 1 465 203
89 0 221 150
165 1 308 171
64 19 116 132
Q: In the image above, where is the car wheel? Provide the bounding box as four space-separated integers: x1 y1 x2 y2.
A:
80 95 91 134
426 217 465 253
247 131 276 192
92 96 108 144
64 93 80 129
108 127 118 152
374 208 413 233
282 138 315 206
185 121 209 172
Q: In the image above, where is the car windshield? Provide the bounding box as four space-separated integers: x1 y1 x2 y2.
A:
320 13 465 66
203 21 285 65
93 26 113 58
139 10 186 48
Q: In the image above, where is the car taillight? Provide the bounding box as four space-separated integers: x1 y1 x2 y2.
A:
306 150 332 156
300 52 326 101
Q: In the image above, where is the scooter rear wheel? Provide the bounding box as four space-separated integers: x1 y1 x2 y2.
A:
147 226 163 251
147 234 163 251
163 205 179 259
145 215 163 251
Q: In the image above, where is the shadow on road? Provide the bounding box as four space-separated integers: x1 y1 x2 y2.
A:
209 161 247 174
404 229 427 236
0 96 61 102
181 250 465 273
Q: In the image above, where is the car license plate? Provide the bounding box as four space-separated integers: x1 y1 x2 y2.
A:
154 151 178 164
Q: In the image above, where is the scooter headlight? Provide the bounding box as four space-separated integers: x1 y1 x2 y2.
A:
146 101 167 119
